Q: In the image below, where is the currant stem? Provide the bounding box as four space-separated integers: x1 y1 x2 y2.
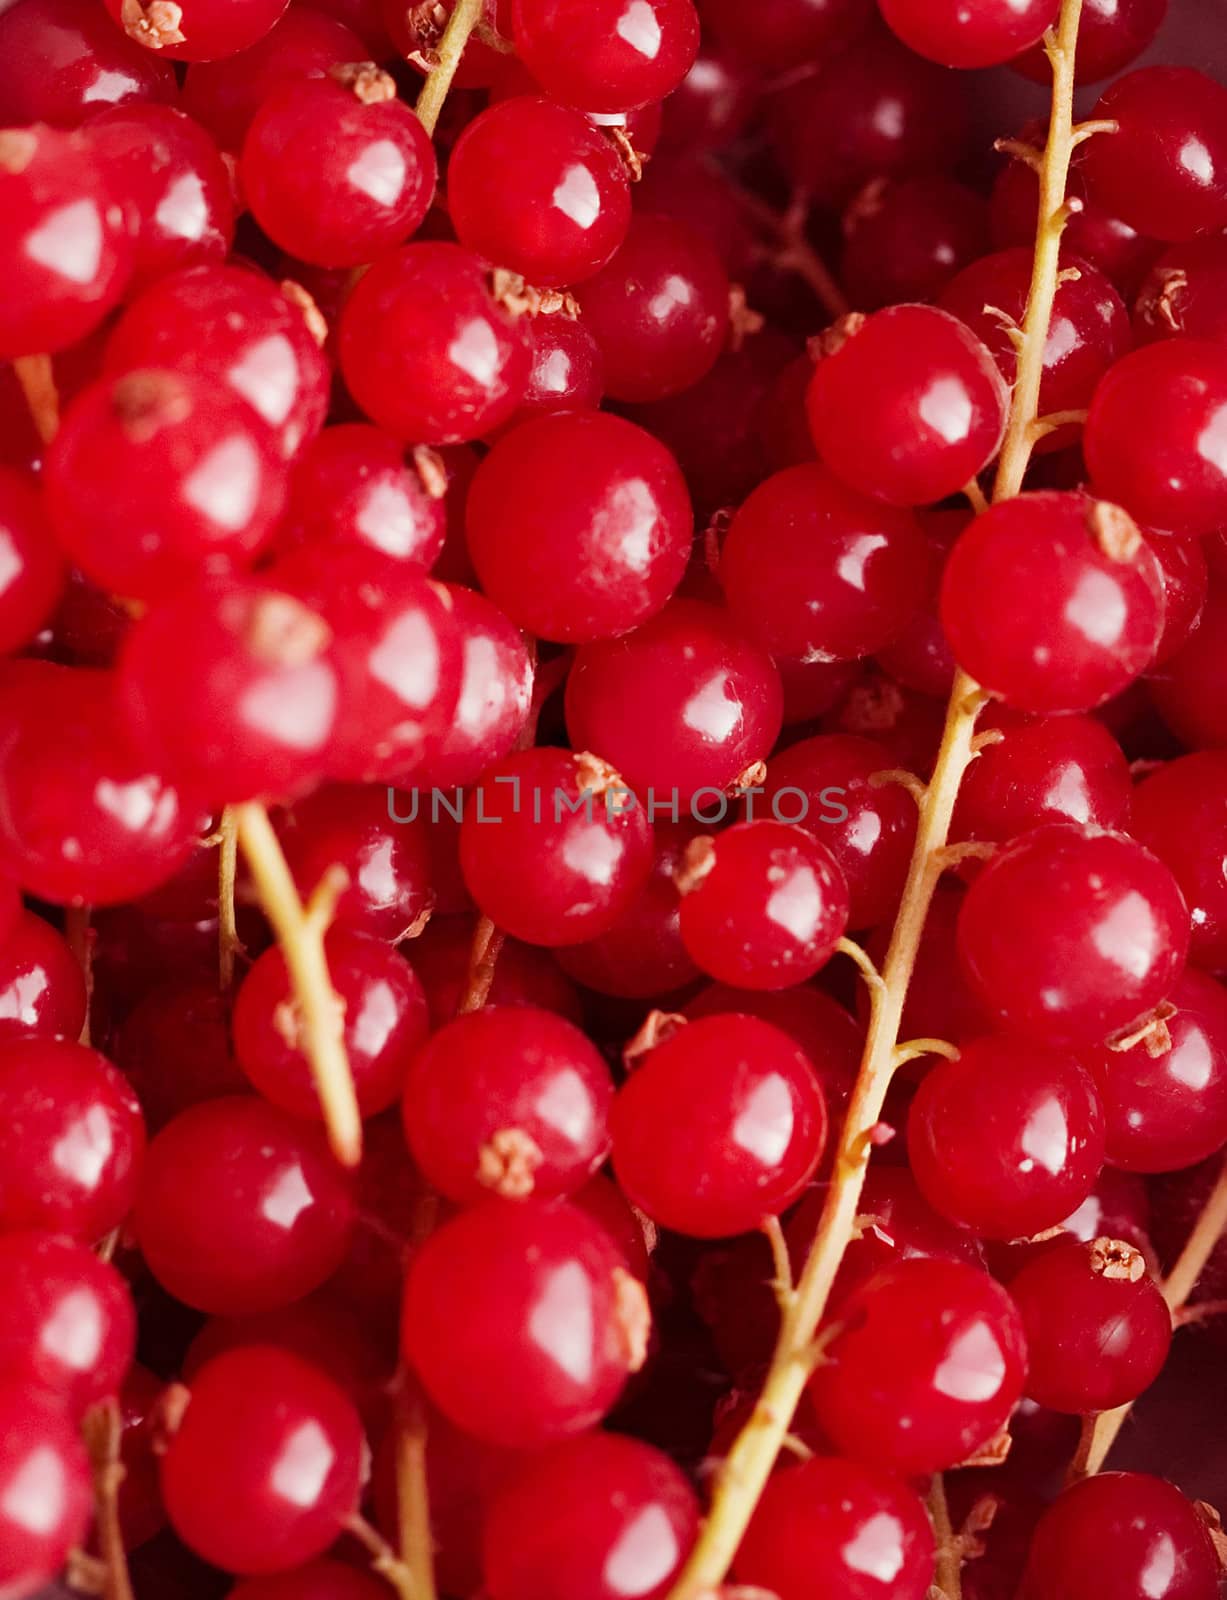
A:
663 6 1087 1593
414 0 485 137
11 353 59 444
456 914 505 1014
217 805 241 991
82 1399 135 1600
722 177 850 321
1079 1153 1227 1475
233 800 362 1167
395 1389 438 1600
927 1474 963 1600
64 904 93 1047
343 1512 418 1600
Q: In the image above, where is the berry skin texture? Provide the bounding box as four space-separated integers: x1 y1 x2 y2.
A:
1085 339 1227 538
1009 1238 1172 1415
241 68 437 269
675 820 850 991
46 368 288 603
879 0 1058 68
339 243 531 444
720 463 930 663
809 1257 1027 1475
576 214 730 402
0 124 133 360
0 469 67 654
459 748 654 947
104 0 290 62
0 0 177 127
1085 969 1227 1174
0 1230 135 1415
467 412 690 643
806 305 1008 508
564 599 783 803
449 96 631 287
1019 1473 1221 1600
1135 236 1227 346
131 1096 355 1315
0 909 87 1043
511 0 698 113
939 493 1164 713
0 1038 145 1242
1012 0 1166 84
482 1432 699 1600
610 1013 828 1238
160 1347 364 1575
402 1005 613 1205
1131 751 1227 973
402 1199 646 1447
0 1382 92 1599
906 1035 1106 1240
957 825 1190 1049
733 1456 936 1600
1081 67 1227 242
420 584 533 789
841 174 990 312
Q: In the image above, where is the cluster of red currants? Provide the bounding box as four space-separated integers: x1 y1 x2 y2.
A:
5 0 1227 1596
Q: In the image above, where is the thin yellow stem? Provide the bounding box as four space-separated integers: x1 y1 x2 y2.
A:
665 6 1087 1593
1080 1154 1227 1476
414 0 485 136
234 801 362 1167
396 1393 438 1600
344 1513 417 1600
12 353 59 444
456 914 505 1014
82 1400 135 1600
217 806 241 991
928 1474 963 1600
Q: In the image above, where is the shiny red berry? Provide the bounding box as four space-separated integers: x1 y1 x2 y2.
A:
510 0 698 113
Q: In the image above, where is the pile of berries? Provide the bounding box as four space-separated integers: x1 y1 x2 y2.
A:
6 0 1227 1596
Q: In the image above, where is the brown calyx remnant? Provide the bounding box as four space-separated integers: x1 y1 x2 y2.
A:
329 61 398 104
0 129 38 175
572 749 624 798
727 284 765 354
398 904 434 941
244 594 333 667
1194 1502 1227 1572
675 835 717 897
623 1008 686 1068
111 371 193 444
1090 1236 1146 1282
604 124 646 183
731 760 768 792
477 1127 544 1198
281 280 329 348
412 444 448 499
612 1266 651 1372
1143 267 1188 336
1088 499 1143 562
149 1382 191 1453
956 1428 1012 1469
489 268 580 318
1108 999 1176 1059
844 175 888 232
403 0 446 67
808 311 867 362
839 673 905 735
120 0 186 47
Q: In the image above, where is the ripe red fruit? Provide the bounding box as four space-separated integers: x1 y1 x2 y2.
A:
841 174 990 311
1134 236 1227 345
0 0 177 126
701 0 870 71
0 909 87 1043
0 469 67 654
419 585 533 789
465 411 691 643
1131 751 1227 973
1012 0 1166 83
806 306 1008 507
160 1347 364 1574
402 1198 646 1446
611 1014 828 1237
229 1563 389 1600
510 0 699 112
116 976 247 1130
104 0 290 61
0 1383 92 1598
878 0 1059 68
807 1258 1027 1474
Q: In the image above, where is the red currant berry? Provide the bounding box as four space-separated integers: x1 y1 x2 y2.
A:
807 306 1008 508
1134 236 1227 346
403 1005 612 1204
1019 1473 1220 1600
0 469 67 654
241 65 437 268
0 1037 144 1241
116 976 247 1130
807 1257 1027 1474
659 43 759 151
449 96 631 286
419 585 533 789
161 1347 364 1574
564 599 782 803
940 493 1164 713
841 174 990 311
505 312 605 426
1081 67 1227 242
411 914 582 1027
1132 753 1227 972
1148 569 1227 748
1148 530 1208 664
120 578 342 804
957 824 1190 1049
460 748 654 947
0 0 177 126
879 0 1058 68
0 1383 91 1598
674 820 849 991
105 0 290 62
131 1096 355 1314
280 424 447 569
235 929 428 1120
229 1562 389 1600
84 103 235 292
611 1013 827 1237
575 214 729 401
907 1035 1106 1240
339 243 531 443
402 1197 647 1446
0 123 132 359
1013 0 1166 83
47 368 287 602
0 909 86 1043
1009 1236 1171 1414
483 1432 699 1600
721 463 929 662
702 0 870 71
467 411 688 643
510 0 698 113
733 1456 935 1600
